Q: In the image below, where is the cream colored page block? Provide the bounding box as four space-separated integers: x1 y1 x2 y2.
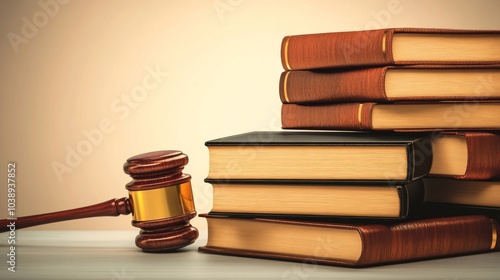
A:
372 104 500 129
429 135 468 176
385 69 500 98
213 184 401 217
207 218 362 262
392 34 500 61
208 146 408 180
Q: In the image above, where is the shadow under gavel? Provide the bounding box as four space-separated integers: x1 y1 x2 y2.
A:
0 150 198 252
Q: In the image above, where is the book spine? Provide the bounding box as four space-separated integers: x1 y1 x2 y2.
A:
281 103 374 130
398 179 425 218
460 132 500 180
281 29 393 70
279 69 388 104
410 136 434 180
357 215 498 266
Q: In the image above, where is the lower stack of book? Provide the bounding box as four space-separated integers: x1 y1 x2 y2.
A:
199 131 500 267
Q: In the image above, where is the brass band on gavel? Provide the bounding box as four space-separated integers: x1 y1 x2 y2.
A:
128 182 195 222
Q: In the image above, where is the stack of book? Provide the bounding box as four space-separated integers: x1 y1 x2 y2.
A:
199 28 500 267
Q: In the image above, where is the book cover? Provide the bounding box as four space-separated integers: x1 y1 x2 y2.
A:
281 28 500 70
199 214 499 267
205 131 432 182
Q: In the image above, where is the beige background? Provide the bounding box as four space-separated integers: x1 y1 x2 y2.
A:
1 0 499 231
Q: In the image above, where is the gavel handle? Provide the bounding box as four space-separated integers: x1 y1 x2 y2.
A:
0 197 132 232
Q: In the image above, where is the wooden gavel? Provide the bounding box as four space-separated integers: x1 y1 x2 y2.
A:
0 150 198 252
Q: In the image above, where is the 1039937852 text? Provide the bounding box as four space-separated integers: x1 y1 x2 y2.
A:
6 162 17 273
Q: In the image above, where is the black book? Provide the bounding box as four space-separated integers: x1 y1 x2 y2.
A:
205 131 432 182
206 179 424 220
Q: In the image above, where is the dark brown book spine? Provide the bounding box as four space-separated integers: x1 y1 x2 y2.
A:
281 29 391 70
279 69 388 104
357 215 498 266
281 103 374 130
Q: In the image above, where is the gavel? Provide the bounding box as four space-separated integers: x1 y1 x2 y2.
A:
0 150 198 252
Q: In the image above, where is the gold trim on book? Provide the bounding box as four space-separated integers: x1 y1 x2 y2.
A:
283 36 291 70
128 182 195 222
357 103 364 129
283 71 291 103
492 220 498 250
382 33 387 54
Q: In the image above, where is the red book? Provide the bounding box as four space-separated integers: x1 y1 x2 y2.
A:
279 65 500 104
281 102 500 131
281 28 500 70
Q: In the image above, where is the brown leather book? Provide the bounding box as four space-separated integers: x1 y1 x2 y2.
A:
427 132 500 180
279 66 500 103
281 28 500 70
199 214 499 267
281 102 500 131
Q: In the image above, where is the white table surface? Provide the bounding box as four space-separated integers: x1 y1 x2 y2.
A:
0 230 499 279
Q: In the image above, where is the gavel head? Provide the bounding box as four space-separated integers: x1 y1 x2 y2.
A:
123 150 198 252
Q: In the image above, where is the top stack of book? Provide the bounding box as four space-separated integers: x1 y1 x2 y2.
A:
280 28 500 131
278 27 500 219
